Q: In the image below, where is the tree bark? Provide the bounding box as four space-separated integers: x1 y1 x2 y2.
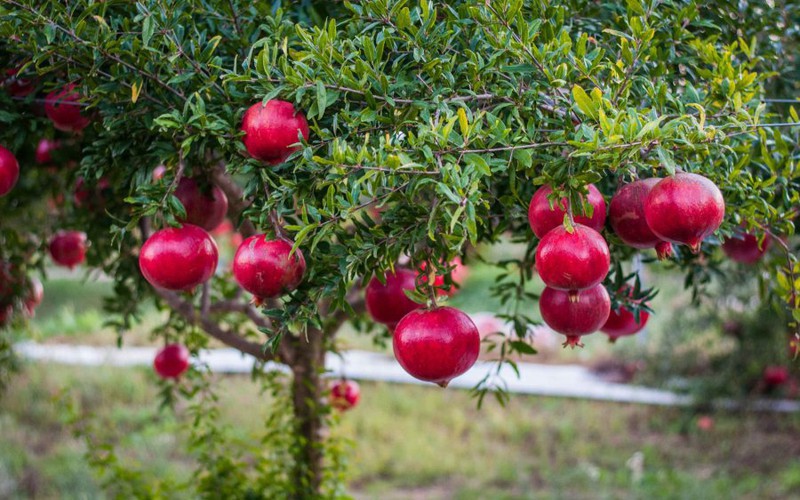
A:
289 326 327 497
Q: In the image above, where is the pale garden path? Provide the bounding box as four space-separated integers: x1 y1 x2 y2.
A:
14 342 800 413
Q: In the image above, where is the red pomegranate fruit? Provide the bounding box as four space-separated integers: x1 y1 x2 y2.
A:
139 224 218 291
393 306 480 387
35 138 61 165
609 178 673 259
2 67 35 97
763 366 790 387
539 284 611 347
419 258 469 296
365 268 423 327
644 173 725 252
0 304 12 327
48 231 88 269
152 165 167 181
44 84 91 132
23 277 44 316
0 145 19 197
722 231 770 264
73 177 111 208
330 380 361 411
154 344 191 379
535 224 610 294
528 184 607 238
232 236 306 302
174 177 229 231
241 100 309 164
601 303 650 342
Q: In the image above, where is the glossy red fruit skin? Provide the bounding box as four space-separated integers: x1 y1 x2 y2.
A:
609 178 666 250
644 173 725 252
365 268 422 327
528 184 606 239
139 224 218 291
535 224 610 292
44 84 90 132
241 100 310 165
232 236 306 300
722 232 770 264
601 306 649 342
35 139 61 165
23 277 44 316
48 231 88 269
539 284 611 347
393 306 480 387
0 145 19 197
2 68 35 97
174 177 229 231
763 366 790 387
154 344 191 379
330 380 361 411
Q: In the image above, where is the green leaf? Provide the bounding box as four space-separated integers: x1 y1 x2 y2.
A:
142 16 155 47
572 85 597 119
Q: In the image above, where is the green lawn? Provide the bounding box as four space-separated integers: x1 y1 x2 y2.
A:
0 363 798 499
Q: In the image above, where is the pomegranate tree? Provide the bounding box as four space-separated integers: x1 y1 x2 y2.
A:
393 306 480 387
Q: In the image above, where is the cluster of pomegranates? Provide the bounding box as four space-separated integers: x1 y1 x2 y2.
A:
531 173 730 347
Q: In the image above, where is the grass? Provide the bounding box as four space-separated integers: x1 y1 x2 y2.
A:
0 363 799 498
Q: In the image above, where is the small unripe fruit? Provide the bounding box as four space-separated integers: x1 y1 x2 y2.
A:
241 100 309 165
528 184 606 238
154 344 190 379
393 306 480 387
139 224 218 291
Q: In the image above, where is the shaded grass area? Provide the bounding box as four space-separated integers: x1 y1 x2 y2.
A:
1 363 799 498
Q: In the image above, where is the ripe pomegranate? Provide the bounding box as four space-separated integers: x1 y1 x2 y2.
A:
528 184 607 238
154 344 191 379
23 277 44 316
48 231 88 269
44 84 91 132
2 67 35 97
0 145 19 197
535 224 610 294
763 366 790 387
419 258 469 296
696 415 714 432
241 100 309 164
330 380 361 411
35 138 61 165
232 236 306 302
365 268 422 327
644 173 725 252
393 306 480 387
139 224 218 291
722 231 770 264
174 177 229 231
601 303 650 342
539 284 611 347
609 178 673 259
152 165 167 181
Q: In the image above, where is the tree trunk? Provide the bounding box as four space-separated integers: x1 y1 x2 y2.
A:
289 326 327 497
